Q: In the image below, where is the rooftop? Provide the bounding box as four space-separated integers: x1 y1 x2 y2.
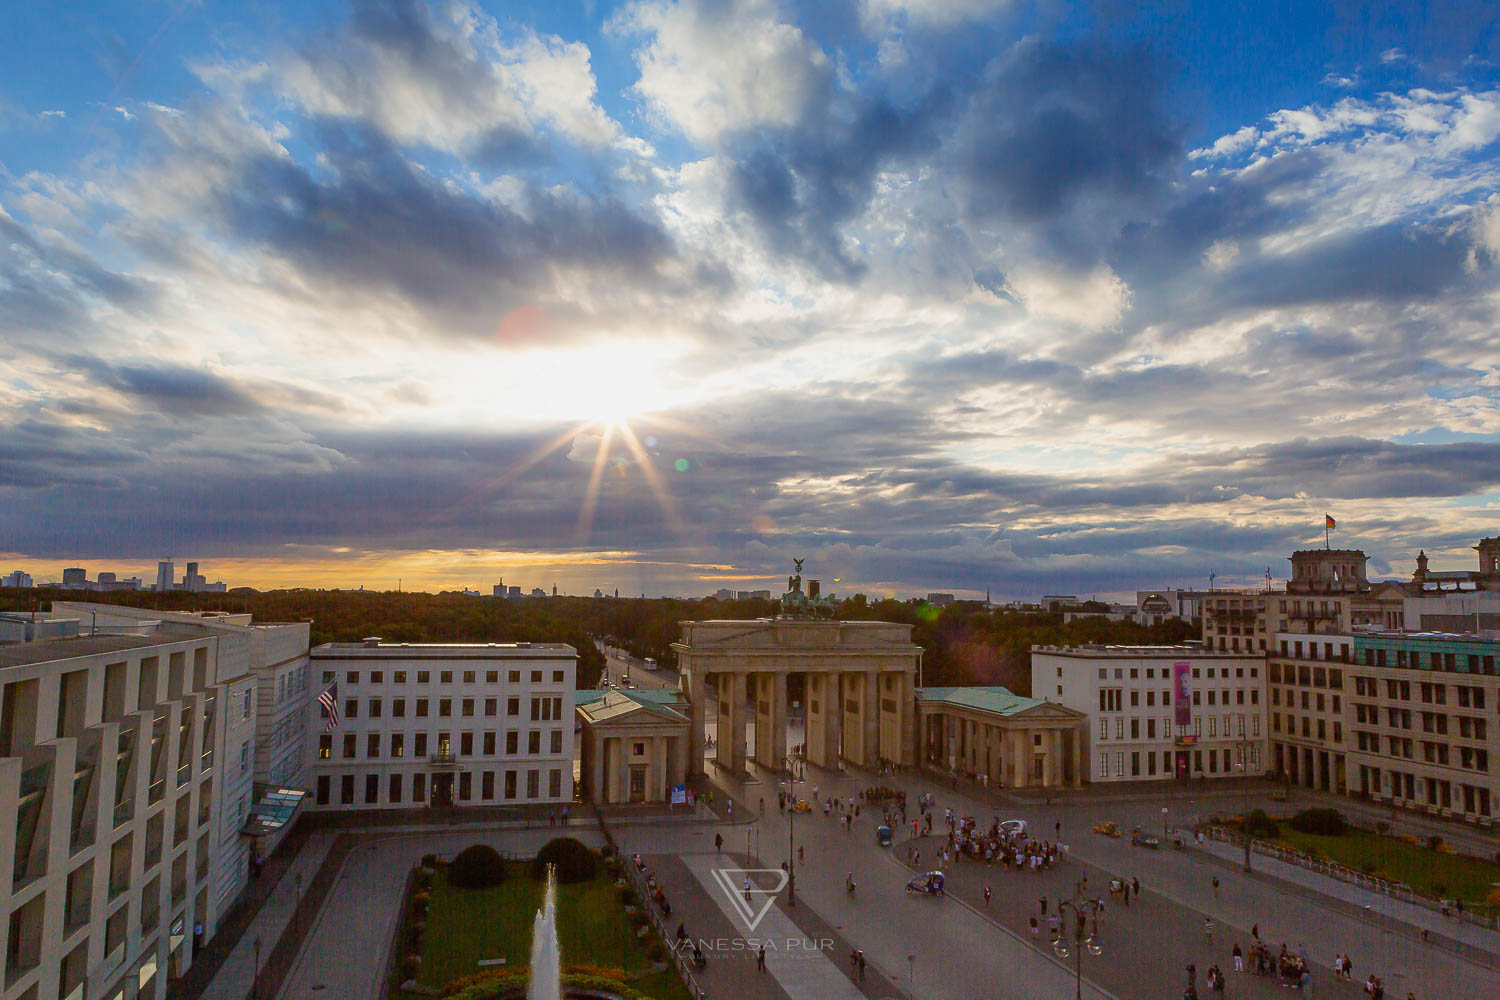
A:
916 686 1047 716
576 687 689 723
310 641 576 659
0 628 206 670
1031 643 1261 658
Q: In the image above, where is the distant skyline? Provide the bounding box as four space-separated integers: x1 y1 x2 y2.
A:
3 1 1499 599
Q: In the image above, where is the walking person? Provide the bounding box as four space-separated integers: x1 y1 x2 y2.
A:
984 885 992 906
1204 917 1215 946
757 944 766 972
1233 942 1244 973
714 833 723 853
1212 875 1220 901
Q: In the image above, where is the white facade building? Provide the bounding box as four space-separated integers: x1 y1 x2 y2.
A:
307 641 576 811
53 605 312 902
1031 644 1268 783
1 628 231 1000
2 572 33 589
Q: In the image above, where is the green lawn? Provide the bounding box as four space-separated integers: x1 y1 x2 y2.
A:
1273 827 1500 910
403 862 690 1000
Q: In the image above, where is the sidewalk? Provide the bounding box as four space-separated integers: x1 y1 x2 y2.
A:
1195 837 1500 964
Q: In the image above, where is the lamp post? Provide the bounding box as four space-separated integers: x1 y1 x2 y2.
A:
1237 731 1253 873
252 936 262 1000
785 752 803 908
1052 895 1103 1000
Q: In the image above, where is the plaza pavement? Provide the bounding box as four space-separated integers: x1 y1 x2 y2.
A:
697 758 1499 1000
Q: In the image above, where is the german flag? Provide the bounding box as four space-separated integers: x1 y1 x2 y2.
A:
1325 514 1336 530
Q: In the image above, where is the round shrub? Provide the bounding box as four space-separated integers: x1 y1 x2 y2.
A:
449 844 508 889
1245 809 1280 839
1288 808 1345 836
531 837 599 884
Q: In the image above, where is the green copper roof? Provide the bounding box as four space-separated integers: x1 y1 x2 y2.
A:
576 687 690 722
916 686 1047 716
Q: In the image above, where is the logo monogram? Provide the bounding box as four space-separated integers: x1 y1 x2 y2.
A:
709 867 788 932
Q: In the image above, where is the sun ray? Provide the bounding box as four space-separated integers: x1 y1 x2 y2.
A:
574 421 615 543
614 420 687 537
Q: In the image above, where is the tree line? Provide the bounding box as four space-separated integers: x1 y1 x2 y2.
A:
4 588 1196 696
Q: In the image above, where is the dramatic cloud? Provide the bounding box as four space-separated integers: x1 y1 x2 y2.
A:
3 0 1500 598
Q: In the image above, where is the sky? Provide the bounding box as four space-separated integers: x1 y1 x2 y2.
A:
2 0 1500 600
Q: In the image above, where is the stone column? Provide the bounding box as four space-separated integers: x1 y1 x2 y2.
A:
1047 730 1061 787
771 671 788 771
589 730 605 803
1011 729 1027 788
726 673 748 776
652 735 667 801
684 669 705 778
609 737 626 804
863 671 880 767
900 671 917 767
828 673 843 765
1071 726 1084 787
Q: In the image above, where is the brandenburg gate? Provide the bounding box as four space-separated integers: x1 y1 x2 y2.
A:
673 565 921 776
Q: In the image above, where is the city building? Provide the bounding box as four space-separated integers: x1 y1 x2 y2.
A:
1031 644 1267 783
1344 630 1499 820
1041 595 1079 611
1 626 232 999
575 689 690 804
916 687 1086 788
1266 631 1353 793
2 572 33 589
155 562 174 594
307 640 577 811
53 603 313 883
61 568 87 587
926 593 955 607
1135 589 1210 625
1410 538 1500 593
1062 603 1137 624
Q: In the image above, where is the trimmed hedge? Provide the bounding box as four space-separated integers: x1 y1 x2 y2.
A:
531 837 599 884
1245 809 1280 839
1288 808 1345 836
449 844 508 889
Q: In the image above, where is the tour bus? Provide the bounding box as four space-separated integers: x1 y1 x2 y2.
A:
643 657 657 671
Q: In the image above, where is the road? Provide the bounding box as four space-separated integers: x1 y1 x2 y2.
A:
596 642 678 692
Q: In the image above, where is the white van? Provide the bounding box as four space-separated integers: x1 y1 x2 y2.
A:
1000 819 1028 839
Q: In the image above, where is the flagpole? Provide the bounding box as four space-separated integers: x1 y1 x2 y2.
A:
1325 519 1329 550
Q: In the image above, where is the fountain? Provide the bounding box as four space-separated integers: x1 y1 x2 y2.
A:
528 865 561 1000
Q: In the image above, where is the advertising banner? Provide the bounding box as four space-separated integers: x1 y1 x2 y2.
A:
1173 661 1192 729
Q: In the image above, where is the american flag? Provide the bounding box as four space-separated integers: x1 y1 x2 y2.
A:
317 681 340 730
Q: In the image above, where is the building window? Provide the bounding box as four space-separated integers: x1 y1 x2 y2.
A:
1098 753 1109 777
464 671 476 684
1114 752 1124 776
369 698 382 718
346 671 359 685
440 699 452 717
461 732 474 755
393 698 406 718
507 697 520 716
483 771 495 800
343 733 356 758
417 671 430 684
531 671 542 683
485 698 497 717
367 733 380 758
316 775 330 805
365 774 379 804
318 734 331 759
462 698 475 717
509 670 520 683
528 731 541 754
440 671 453 684
459 772 472 801
390 773 403 803
505 770 517 799
413 773 426 801
1098 718 1108 740
392 733 404 757
527 769 540 798
415 733 428 756
553 670 565 683
549 769 562 797
240 740 250 773
551 730 563 754
416 699 429 718
486 671 498 683
394 670 406 684
345 699 357 719
340 774 355 805
484 731 496 755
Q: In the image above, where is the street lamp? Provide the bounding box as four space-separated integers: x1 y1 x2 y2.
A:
1161 805 1168 843
1237 733 1253 873
785 752 803 908
252 935 262 1000
1052 895 1103 1000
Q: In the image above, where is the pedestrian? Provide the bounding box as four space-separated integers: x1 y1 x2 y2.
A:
562 805 569 824
727 800 733 818
1251 922 1259 941
1030 915 1039 937
757 944 766 971
1040 895 1048 914
743 876 752 903
1212 875 1219 900
714 833 723 853
984 885 992 906
1048 912 1060 938
857 951 866 981
1123 883 1130 906
1233 943 1243 973
193 921 204 953
1204 917 1215 945
1132 876 1140 896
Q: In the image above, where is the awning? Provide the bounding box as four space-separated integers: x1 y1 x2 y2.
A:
239 785 307 836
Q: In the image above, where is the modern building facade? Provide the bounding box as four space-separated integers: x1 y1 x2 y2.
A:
307 641 576 811
1 628 231 1000
1031 645 1267 783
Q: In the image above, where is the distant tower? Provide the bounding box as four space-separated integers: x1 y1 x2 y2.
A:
61 567 87 587
1414 549 1430 583
1476 538 1500 578
156 560 175 592
552 583 558 598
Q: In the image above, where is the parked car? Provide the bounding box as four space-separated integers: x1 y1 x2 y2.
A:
1000 819 1028 839
1093 821 1122 838
1129 827 1160 848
